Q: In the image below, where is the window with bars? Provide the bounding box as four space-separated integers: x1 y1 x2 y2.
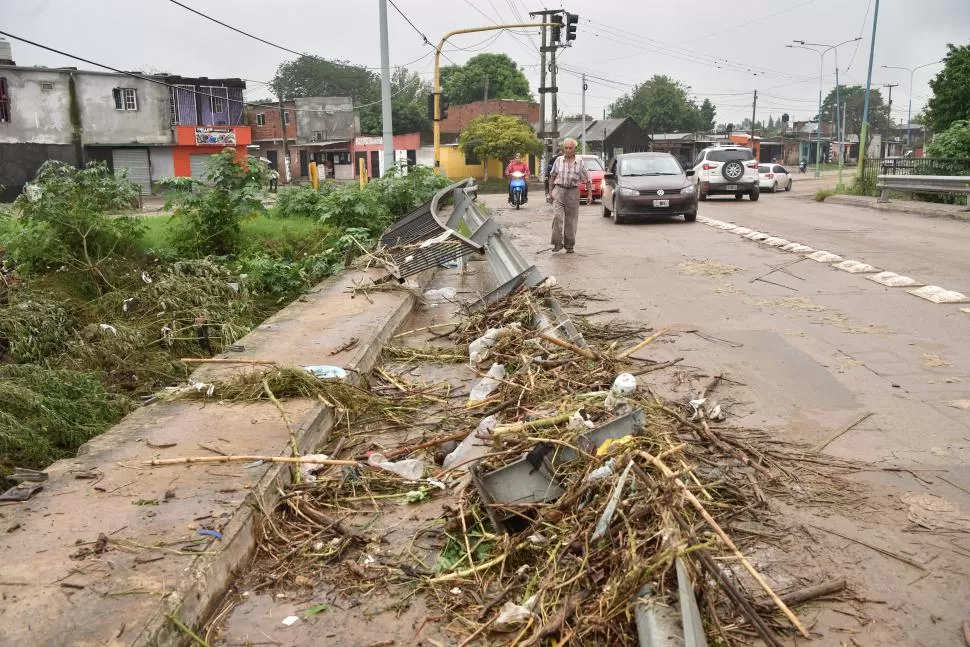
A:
312 131 323 141
283 111 291 125
113 87 138 111
256 113 265 126
204 86 228 115
0 78 9 122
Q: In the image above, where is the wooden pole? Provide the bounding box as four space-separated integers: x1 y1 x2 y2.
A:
640 450 810 638
537 331 596 360
143 455 358 467
617 326 670 359
180 358 276 366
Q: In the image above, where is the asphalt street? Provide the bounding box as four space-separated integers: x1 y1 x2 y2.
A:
481 180 970 646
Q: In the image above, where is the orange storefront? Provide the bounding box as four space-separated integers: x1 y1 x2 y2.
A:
172 125 252 178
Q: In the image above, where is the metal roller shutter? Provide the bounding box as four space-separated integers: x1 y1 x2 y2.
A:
190 154 213 181
112 148 151 194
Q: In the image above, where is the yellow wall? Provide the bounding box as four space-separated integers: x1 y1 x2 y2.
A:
440 146 504 180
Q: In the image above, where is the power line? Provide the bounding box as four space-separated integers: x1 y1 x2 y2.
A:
168 0 431 71
0 29 425 116
387 0 430 46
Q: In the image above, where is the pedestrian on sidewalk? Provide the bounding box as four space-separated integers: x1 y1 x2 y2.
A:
546 138 591 253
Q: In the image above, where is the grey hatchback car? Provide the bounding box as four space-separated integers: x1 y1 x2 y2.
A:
601 152 698 224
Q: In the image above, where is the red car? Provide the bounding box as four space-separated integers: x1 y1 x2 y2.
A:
578 154 605 203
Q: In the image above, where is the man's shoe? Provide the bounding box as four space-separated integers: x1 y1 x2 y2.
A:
552 244 564 252
565 248 575 254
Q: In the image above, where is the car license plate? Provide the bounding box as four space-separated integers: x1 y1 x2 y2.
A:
724 184 738 191
653 199 669 207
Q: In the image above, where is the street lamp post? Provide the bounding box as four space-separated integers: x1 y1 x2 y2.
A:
881 60 942 149
787 38 860 182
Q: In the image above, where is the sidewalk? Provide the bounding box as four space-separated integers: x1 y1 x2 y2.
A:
826 193 970 220
0 266 425 647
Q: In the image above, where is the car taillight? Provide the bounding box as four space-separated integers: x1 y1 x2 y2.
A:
745 161 759 169
702 163 717 171
765 173 774 178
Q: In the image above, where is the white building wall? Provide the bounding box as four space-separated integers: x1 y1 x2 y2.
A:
74 72 172 145
0 68 72 144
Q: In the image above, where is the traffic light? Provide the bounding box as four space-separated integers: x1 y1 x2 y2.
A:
550 13 563 44
427 93 449 120
565 13 579 42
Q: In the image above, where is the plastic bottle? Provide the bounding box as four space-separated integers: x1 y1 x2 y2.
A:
468 363 506 403
442 415 497 471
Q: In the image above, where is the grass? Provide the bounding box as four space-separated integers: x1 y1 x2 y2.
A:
137 213 336 257
815 188 837 202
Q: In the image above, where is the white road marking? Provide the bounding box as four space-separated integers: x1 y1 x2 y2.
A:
833 260 881 274
807 251 844 263
869 272 923 287
906 286 970 304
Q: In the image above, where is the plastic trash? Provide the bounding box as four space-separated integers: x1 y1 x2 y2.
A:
568 409 594 431
368 452 425 480
494 600 537 632
423 287 457 302
304 365 348 380
299 453 331 482
98 323 118 336
611 373 637 396
198 529 223 540
469 363 506 403
468 328 503 364
442 415 496 470
586 458 616 482
281 615 300 626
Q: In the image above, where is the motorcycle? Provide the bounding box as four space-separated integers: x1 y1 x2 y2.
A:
798 161 807 174
508 171 527 209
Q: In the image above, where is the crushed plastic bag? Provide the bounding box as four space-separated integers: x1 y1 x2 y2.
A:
567 409 594 431
468 323 521 364
304 365 348 381
494 597 538 632
367 452 425 480
423 287 457 302
442 415 496 471
298 454 331 483
689 398 725 421
469 363 506 403
596 436 634 457
586 458 616 482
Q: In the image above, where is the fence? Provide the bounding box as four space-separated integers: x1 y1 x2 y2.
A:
858 157 970 197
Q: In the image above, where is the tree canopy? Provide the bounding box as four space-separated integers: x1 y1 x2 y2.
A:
440 53 532 105
924 43 970 134
925 120 970 158
273 56 430 136
458 115 542 180
608 75 715 133
820 85 888 135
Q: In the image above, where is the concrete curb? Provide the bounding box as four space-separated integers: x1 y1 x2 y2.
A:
0 267 425 647
825 194 970 222
142 275 423 646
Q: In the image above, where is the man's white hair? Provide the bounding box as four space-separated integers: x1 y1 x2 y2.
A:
563 137 578 147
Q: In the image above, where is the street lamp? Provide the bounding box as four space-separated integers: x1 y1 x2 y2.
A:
787 37 860 186
881 60 942 149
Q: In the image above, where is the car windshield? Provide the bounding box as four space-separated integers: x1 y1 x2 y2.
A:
581 157 604 171
619 156 682 176
759 165 772 173
707 149 754 162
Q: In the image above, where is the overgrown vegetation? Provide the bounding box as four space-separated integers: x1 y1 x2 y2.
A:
0 156 442 475
815 187 837 201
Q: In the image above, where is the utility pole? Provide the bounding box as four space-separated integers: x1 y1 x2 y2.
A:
483 76 489 115
581 73 587 154
750 89 758 159
538 24 547 165
276 86 291 184
882 83 897 156
857 0 880 175
550 49 559 153
378 0 394 178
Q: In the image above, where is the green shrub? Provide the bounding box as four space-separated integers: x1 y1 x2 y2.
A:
319 183 393 233
273 183 335 219
10 161 143 286
815 188 836 202
0 293 77 363
164 149 270 257
369 165 451 217
925 120 970 160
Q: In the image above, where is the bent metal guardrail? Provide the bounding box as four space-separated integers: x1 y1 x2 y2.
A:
876 174 970 206
380 177 587 348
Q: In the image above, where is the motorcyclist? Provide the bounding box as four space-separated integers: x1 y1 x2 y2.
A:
506 153 530 204
799 158 807 173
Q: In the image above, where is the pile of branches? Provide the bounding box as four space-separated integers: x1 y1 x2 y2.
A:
239 284 855 646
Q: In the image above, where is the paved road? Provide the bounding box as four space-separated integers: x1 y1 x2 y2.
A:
483 189 970 646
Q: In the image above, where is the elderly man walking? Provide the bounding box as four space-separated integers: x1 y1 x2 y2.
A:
546 138 591 253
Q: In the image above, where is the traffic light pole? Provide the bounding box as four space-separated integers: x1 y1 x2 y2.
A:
433 22 556 172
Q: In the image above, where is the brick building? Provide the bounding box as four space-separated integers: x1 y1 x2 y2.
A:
247 100 299 180
439 99 540 140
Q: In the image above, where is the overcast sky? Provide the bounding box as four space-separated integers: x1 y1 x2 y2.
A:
2 0 967 128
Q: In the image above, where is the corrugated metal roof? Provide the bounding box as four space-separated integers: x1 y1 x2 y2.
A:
557 118 630 142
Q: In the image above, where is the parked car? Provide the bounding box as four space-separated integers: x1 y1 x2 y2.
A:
601 152 698 224
758 163 793 192
691 145 760 201
578 154 605 204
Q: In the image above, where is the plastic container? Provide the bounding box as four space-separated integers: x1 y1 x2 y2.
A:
469 363 506 403
611 373 638 396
